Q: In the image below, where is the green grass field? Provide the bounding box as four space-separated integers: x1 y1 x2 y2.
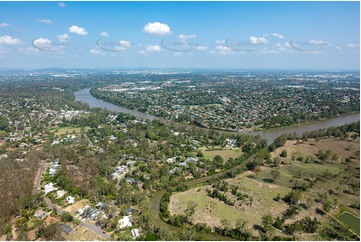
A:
201 148 242 161
50 126 89 136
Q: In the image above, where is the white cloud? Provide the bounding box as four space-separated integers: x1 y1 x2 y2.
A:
36 19 53 25
119 40 131 48
100 31 109 37
210 45 234 55
0 35 22 45
0 22 10 28
283 42 291 48
195 45 208 51
346 43 359 48
115 40 132 51
146 45 162 52
90 48 105 56
179 34 197 41
58 2 65 8
272 33 284 39
33 38 52 47
215 45 232 52
143 22 171 35
308 40 328 45
69 25 88 36
250 36 269 45
335 46 342 50
57 33 69 42
215 40 225 45
32 38 64 52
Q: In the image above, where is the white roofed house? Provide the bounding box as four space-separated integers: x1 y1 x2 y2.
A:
66 196 75 204
56 190 66 199
118 215 132 229
44 183 58 194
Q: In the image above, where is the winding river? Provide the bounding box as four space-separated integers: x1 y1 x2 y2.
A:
75 87 360 239
75 88 360 144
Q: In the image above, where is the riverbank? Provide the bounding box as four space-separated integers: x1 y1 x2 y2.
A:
75 88 360 144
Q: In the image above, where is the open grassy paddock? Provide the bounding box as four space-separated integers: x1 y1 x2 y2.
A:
169 137 360 239
201 148 242 161
50 126 89 136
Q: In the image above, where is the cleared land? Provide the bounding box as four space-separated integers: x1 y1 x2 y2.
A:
66 225 105 241
201 148 242 161
169 138 360 239
50 126 89 136
169 170 290 230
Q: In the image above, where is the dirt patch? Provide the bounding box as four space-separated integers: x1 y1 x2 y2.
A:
66 225 105 241
63 199 90 214
272 138 359 162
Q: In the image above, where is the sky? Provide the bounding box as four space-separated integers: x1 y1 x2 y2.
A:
0 1 359 70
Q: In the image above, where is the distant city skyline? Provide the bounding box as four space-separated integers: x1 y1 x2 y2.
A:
0 1 359 70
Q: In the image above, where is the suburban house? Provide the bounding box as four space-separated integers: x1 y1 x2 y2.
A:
118 215 132 229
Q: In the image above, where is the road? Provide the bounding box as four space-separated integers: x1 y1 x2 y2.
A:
33 160 46 193
33 160 111 240
44 198 111 240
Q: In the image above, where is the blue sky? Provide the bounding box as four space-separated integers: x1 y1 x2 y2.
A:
0 1 359 70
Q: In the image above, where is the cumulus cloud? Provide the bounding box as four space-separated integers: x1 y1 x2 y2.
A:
36 19 53 25
57 33 69 42
32 38 64 52
115 40 132 51
210 45 234 55
100 31 109 37
215 40 225 45
179 34 197 41
146 45 162 52
250 36 269 45
33 38 52 47
272 33 284 39
58 2 65 7
346 43 359 48
69 25 88 35
0 22 10 27
0 35 22 45
90 48 105 56
143 22 171 35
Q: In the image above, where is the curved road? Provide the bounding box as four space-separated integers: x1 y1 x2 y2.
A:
33 161 111 240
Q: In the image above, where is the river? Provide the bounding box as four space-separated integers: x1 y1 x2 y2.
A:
75 88 360 144
75 87 359 240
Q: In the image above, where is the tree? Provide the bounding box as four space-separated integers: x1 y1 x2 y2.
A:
270 169 281 182
261 214 275 240
280 150 287 158
60 212 73 222
185 201 197 223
